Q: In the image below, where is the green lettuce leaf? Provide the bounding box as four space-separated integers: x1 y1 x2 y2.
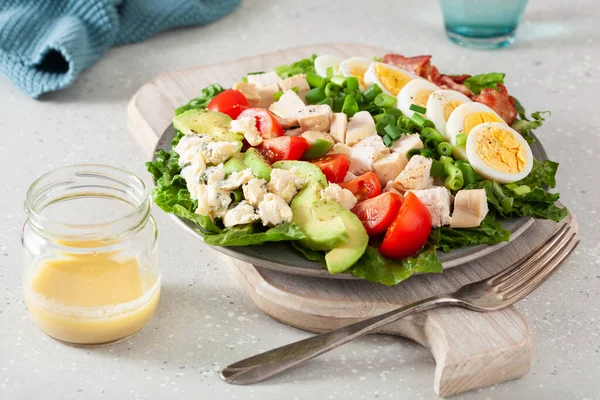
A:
203 223 305 246
174 84 224 115
350 246 442 286
511 110 550 144
291 242 327 266
172 204 221 234
463 72 505 95
431 214 510 253
515 158 559 188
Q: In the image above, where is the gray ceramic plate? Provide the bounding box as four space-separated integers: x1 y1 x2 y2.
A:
155 125 548 279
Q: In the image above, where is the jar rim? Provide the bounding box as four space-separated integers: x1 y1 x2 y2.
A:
25 164 149 233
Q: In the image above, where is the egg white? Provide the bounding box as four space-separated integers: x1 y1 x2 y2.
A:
363 62 421 96
314 54 342 78
426 90 472 140
447 102 506 160
338 57 372 89
466 122 533 183
396 79 440 118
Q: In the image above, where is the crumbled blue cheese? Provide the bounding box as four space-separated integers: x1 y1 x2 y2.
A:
242 178 268 207
223 201 259 227
203 141 240 165
320 183 358 210
267 168 305 204
257 193 293 226
215 169 255 190
201 164 226 185
230 117 263 146
174 134 211 167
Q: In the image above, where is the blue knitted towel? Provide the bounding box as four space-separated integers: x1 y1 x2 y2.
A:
0 0 241 98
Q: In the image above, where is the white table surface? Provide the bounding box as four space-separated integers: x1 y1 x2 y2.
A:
1 1 599 399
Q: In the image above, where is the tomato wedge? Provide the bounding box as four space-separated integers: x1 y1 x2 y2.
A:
339 172 382 202
207 89 248 119
259 136 309 163
310 154 349 183
380 193 432 258
352 192 403 236
238 108 284 139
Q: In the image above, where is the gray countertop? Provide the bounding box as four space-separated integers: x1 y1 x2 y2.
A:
1 1 599 399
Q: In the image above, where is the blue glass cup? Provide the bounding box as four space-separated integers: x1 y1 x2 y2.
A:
439 0 528 49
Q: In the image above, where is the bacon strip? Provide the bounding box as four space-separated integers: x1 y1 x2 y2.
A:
472 84 517 125
382 54 441 84
439 75 473 97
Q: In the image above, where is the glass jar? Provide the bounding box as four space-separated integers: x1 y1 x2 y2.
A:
22 165 160 346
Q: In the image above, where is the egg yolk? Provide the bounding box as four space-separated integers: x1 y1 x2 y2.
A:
463 111 501 134
374 64 412 95
443 99 464 121
476 125 527 174
349 66 367 88
414 90 433 107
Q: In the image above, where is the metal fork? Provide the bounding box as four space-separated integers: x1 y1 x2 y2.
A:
221 223 579 385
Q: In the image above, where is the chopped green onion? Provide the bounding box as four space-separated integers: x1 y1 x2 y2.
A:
384 108 403 119
374 93 397 109
424 138 439 151
397 116 418 132
325 82 342 97
455 162 478 185
439 155 454 165
273 91 284 101
505 183 519 190
408 148 434 159
326 67 334 79
305 87 327 105
437 142 453 156
342 95 359 117
383 134 393 147
430 160 445 177
274 64 290 76
344 77 360 90
455 133 467 147
409 104 427 114
247 71 265 76
376 115 396 136
318 97 332 106
513 185 532 195
444 163 464 191
407 148 422 159
330 75 346 86
332 94 345 112
373 113 386 123
241 76 248 83
231 189 243 203
306 71 324 88
363 84 383 103
289 67 304 76
291 86 299 93
384 124 402 140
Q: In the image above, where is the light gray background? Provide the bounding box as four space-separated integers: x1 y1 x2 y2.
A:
1 1 599 399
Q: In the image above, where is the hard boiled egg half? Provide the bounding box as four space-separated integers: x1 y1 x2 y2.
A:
314 54 342 78
396 79 440 118
363 62 421 96
426 90 472 140
466 122 533 183
446 102 505 160
339 57 372 89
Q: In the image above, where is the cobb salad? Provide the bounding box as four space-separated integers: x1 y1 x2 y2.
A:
147 53 568 285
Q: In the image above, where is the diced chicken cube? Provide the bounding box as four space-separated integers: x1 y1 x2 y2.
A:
230 117 262 146
383 181 403 195
408 187 452 228
329 113 348 143
215 169 255 190
223 201 259 228
373 152 409 186
257 83 280 109
247 71 281 88
257 193 293 226
296 105 333 132
345 111 376 146
393 155 434 191
267 168 305 204
329 143 352 157
233 82 260 107
242 178 268 207
343 171 357 182
390 133 424 155
278 74 310 99
301 131 334 145
348 135 390 175
284 127 303 136
320 183 358 210
268 90 305 128
450 189 489 228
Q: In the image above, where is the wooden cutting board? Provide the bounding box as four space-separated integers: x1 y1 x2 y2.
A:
127 43 577 397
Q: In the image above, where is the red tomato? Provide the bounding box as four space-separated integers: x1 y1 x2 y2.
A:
379 192 432 258
259 136 309 163
207 89 248 119
238 108 284 139
352 192 403 236
310 154 349 183
339 172 382 202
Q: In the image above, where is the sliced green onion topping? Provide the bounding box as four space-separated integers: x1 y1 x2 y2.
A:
325 82 342 97
344 77 360 90
437 142 453 156
409 104 427 114
363 84 383 103
273 91 284 101
374 93 397 109
318 97 332 106
305 87 327 105
383 135 393 147
376 115 396 136
455 133 467 147
439 155 454 165
430 159 445 177
342 95 359 117
330 75 346 86
326 67 334 79
384 124 402 140
306 71 324 88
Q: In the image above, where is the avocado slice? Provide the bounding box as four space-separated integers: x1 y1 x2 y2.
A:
291 182 349 251
223 156 246 176
301 131 334 160
173 109 243 143
322 202 369 274
272 160 327 189
242 148 272 181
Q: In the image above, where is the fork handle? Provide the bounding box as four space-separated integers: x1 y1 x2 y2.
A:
221 294 458 385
